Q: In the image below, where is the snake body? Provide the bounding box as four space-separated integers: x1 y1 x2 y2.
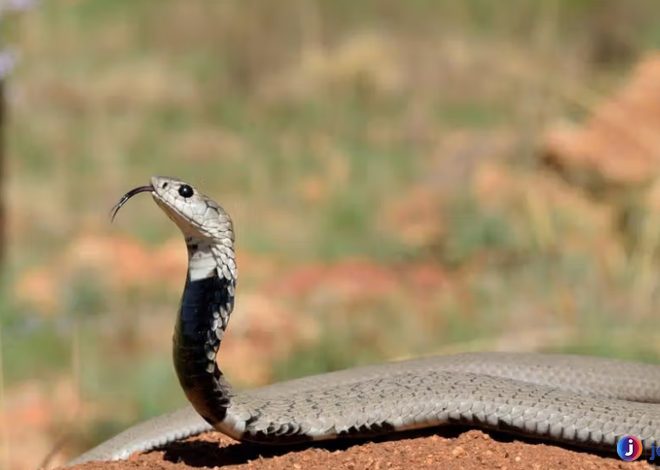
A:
69 176 660 465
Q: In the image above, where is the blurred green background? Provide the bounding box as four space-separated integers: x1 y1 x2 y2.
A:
2 0 660 468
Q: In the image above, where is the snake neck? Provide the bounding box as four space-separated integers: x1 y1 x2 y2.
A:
173 237 237 427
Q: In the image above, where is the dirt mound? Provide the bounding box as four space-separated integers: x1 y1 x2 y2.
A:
65 429 647 470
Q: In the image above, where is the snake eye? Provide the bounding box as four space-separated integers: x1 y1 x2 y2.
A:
178 184 193 198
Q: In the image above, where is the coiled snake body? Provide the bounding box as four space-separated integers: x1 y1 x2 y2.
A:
69 176 660 464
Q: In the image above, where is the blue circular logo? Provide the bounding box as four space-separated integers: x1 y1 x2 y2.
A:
617 435 643 461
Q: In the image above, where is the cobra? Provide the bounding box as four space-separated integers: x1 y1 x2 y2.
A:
69 176 660 464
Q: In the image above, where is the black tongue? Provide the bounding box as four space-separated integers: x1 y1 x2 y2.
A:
110 185 154 221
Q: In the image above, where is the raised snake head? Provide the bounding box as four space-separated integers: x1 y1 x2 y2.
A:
112 176 235 245
149 176 235 245
111 176 237 282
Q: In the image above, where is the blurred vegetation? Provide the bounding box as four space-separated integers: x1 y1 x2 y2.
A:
2 0 660 467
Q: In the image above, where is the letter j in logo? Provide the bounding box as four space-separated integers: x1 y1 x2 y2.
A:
617 435 643 461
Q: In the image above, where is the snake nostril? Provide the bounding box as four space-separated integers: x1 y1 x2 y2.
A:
162 182 168 189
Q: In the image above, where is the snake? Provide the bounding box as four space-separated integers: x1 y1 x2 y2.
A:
68 176 660 465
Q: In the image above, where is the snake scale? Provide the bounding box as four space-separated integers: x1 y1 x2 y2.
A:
69 176 660 465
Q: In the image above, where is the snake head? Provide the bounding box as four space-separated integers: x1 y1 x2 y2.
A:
151 176 234 244
111 176 235 245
